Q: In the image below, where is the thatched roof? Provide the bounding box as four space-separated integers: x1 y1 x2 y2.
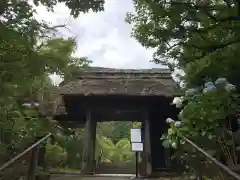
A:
36 86 66 116
59 67 179 96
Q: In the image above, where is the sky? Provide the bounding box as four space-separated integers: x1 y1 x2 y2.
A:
34 0 169 85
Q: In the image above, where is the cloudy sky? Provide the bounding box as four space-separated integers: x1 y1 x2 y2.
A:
34 0 167 84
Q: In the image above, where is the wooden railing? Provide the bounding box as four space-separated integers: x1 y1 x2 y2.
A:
182 136 240 180
0 133 52 180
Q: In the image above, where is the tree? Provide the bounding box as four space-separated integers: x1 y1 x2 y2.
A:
97 122 138 144
45 141 68 168
0 0 98 163
96 136 134 164
162 78 239 178
0 0 105 18
53 129 84 169
38 37 91 81
126 0 240 86
0 0 104 177
127 1 240 178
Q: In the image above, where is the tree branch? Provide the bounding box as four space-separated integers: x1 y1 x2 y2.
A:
166 37 240 64
189 37 240 52
170 1 239 23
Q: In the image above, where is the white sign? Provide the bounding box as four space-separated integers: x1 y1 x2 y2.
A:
130 128 141 143
131 142 143 152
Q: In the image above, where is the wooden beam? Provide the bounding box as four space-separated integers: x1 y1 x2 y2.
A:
54 109 145 123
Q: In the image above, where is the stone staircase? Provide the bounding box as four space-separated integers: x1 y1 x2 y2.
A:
50 173 180 180
50 174 134 180
95 163 136 174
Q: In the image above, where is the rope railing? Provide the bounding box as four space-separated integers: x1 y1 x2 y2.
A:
0 133 52 180
182 135 240 180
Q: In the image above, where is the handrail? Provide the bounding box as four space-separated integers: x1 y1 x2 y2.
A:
182 135 240 180
0 133 52 172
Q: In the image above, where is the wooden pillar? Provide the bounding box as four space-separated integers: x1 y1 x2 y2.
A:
140 111 152 177
38 141 46 169
81 110 97 174
92 117 97 173
139 121 145 176
145 111 152 177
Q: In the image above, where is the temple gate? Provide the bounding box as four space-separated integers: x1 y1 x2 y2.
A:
53 67 179 177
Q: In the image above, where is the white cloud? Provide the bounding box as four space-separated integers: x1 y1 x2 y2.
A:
34 0 167 85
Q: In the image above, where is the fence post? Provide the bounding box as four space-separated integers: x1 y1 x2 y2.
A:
38 140 46 170
198 168 203 180
28 145 39 180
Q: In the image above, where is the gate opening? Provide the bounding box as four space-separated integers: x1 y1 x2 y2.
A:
95 121 141 175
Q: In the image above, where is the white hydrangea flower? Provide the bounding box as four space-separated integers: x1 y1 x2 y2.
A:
204 81 214 88
208 135 213 140
172 142 177 148
201 131 206 136
180 139 185 145
203 84 216 93
174 121 181 127
22 103 32 108
166 118 175 124
34 102 39 107
237 118 240 124
225 83 236 92
180 81 186 88
22 102 39 108
215 78 228 86
190 175 196 179
172 96 183 108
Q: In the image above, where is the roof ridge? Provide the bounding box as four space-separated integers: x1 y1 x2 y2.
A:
83 66 171 73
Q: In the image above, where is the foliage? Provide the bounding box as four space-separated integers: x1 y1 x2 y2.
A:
45 121 138 170
0 37 89 163
162 78 239 178
126 0 240 86
0 0 103 168
45 141 68 168
1 0 104 18
97 122 134 144
128 0 240 178
38 37 91 82
96 136 134 164
95 122 141 165
56 129 84 168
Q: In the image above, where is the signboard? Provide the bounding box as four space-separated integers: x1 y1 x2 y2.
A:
131 142 143 152
130 128 141 143
130 128 143 152
130 128 142 178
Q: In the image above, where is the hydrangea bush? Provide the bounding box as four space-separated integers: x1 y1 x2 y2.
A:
161 78 239 176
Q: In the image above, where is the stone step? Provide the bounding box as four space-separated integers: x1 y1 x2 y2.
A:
50 174 180 180
95 168 134 174
50 174 82 180
95 163 135 174
51 174 134 180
